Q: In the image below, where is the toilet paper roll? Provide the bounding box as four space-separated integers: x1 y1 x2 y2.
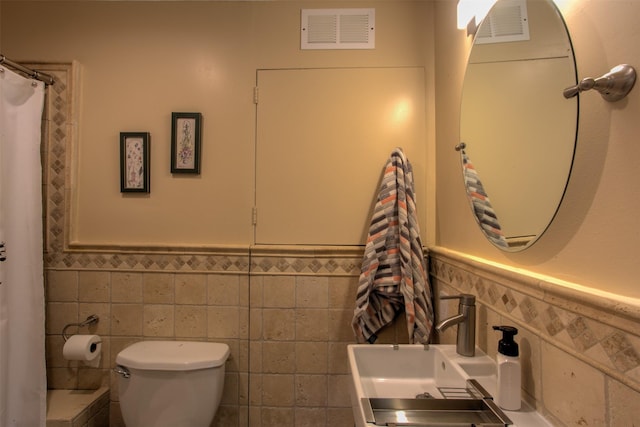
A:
63 335 102 368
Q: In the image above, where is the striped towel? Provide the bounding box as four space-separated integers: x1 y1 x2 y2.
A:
352 148 434 344
461 149 509 249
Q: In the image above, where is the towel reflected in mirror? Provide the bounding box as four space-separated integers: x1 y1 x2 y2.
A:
460 149 509 249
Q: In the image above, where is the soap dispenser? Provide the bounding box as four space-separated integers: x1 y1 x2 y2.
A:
492 325 521 411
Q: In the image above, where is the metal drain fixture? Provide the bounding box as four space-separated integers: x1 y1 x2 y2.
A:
414 392 433 399
362 379 513 426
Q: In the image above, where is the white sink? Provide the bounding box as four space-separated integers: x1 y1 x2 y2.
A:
348 344 470 400
347 343 553 427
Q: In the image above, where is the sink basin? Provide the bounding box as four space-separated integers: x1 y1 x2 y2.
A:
347 344 511 426
348 344 469 400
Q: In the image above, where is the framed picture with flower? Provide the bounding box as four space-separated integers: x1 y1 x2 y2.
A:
171 112 202 174
120 132 150 193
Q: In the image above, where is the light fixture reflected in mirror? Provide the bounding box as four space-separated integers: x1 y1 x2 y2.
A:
457 0 498 33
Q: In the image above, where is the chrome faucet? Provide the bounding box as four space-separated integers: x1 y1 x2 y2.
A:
435 294 476 357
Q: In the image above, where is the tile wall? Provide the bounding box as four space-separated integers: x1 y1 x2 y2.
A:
46 388 110 427
245 248 411 426
246 273 355 426
45 267 250 426
430 246 640 427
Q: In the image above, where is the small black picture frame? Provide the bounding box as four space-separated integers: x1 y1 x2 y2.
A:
171 112 202 174
120 132 150 193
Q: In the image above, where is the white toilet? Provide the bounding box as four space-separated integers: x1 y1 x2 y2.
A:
115 340 230 427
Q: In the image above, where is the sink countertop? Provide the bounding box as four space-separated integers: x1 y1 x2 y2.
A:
445 349 554 427
471 375 554 427
442 349 554 427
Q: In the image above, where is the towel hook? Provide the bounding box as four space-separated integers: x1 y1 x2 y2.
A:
563 64 636 102
62 314 99 341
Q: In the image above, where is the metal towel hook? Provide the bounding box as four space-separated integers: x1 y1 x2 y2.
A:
563 64 636 102
62 314 99 341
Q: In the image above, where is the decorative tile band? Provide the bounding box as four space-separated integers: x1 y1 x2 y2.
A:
44 251 251 273
44 247 363 276
248 254 361 276
248 245 363 276
429 246 640 394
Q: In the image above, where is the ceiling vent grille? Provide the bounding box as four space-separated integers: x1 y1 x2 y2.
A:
301 9 375 50
475 0 529 45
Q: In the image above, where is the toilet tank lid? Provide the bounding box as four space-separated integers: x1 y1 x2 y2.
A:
116 341 230 371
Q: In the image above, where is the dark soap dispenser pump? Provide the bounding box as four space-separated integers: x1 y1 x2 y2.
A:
493 325 521 411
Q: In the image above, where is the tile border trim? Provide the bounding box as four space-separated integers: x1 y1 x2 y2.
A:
429 246 640 394
429 246 640 332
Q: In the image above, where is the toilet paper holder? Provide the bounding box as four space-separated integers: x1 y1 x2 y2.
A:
62 314 99 341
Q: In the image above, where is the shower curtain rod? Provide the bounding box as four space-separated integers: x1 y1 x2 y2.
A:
0 54 55 85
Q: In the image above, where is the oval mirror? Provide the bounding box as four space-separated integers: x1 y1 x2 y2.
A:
459 0 578 252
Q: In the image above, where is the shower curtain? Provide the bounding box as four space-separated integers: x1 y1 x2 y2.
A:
0 67 47 426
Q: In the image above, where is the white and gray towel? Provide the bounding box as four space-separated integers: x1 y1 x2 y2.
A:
352 148 434 344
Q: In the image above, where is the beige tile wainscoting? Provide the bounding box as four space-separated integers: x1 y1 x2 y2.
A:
45 243 640 427
46 266 251 426
430 246 640 427
44 246 410 427
46 387 109 427
246 246 409 426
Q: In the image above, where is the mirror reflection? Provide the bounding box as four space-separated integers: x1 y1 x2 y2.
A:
460 0 578 251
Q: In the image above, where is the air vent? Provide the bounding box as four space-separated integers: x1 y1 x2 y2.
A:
475 0 529 45
301 9 375 50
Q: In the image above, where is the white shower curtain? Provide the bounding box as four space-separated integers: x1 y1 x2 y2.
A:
0 67 47 426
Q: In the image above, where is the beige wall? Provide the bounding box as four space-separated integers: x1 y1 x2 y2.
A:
1 0 434 248
434 0 640 299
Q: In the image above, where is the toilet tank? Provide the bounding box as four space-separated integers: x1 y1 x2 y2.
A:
116 341 230 427
116 340 229 371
